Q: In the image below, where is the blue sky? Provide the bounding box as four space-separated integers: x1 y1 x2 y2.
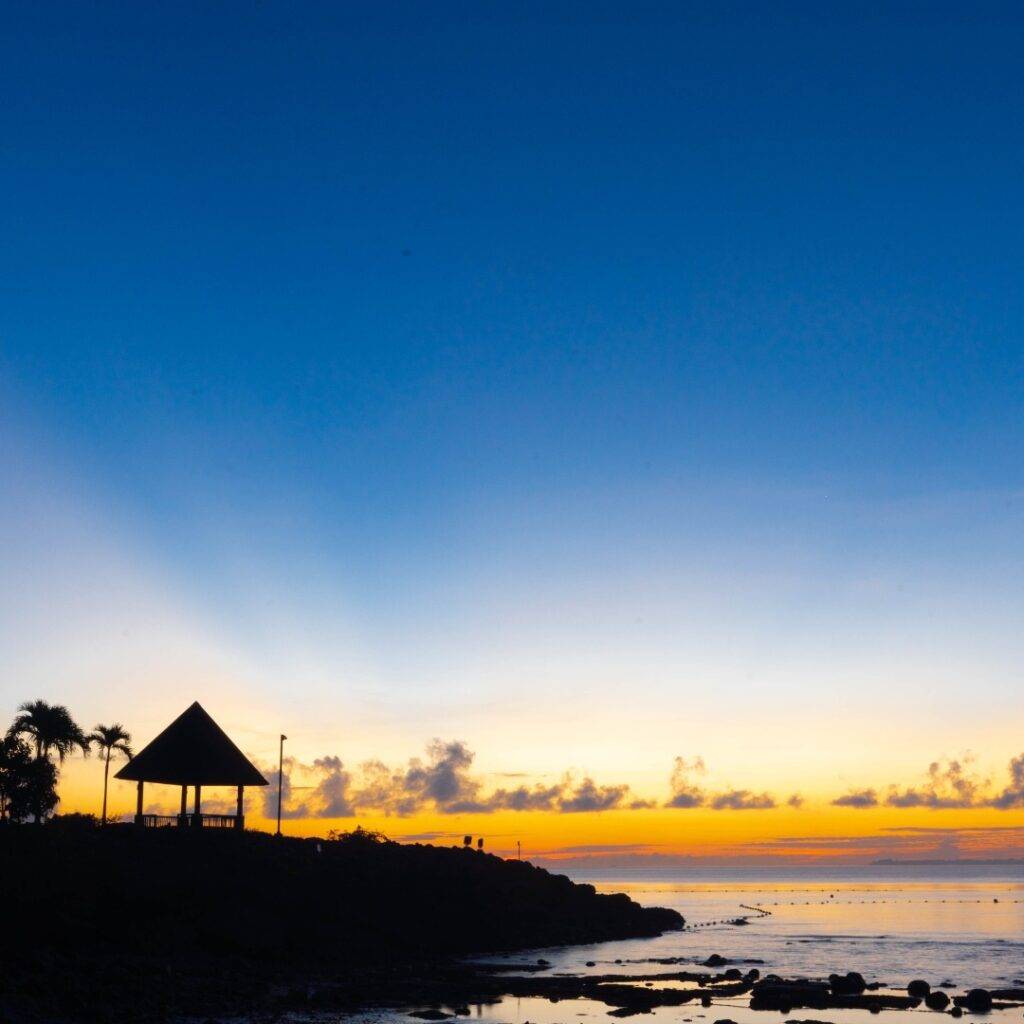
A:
2 3 1023 800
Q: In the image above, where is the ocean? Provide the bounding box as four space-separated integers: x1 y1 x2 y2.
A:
540 865 1024 988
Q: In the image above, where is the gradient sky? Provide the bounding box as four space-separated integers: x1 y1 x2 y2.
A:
2 3 1023 861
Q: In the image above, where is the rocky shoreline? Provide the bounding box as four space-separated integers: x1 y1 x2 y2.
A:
263 960 1024 1021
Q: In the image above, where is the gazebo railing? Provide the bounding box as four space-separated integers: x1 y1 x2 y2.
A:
137 814 181 828
135 812 244 829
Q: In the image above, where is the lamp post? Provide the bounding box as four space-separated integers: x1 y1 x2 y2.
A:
276 733 287 836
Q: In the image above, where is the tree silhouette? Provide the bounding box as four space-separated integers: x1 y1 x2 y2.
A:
7 700 89 822
8 700 91 763
88 723 133 825
0 735 57 823
0 735 32 822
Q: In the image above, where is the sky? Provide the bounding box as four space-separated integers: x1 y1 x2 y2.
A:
2 2 1023 863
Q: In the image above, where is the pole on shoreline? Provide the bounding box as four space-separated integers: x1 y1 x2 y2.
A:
276 733 287 836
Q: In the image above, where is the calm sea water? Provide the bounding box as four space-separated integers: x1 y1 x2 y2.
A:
529 866 1024 989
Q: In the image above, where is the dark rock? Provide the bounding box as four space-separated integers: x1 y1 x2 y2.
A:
724 969 742 981
537 959 550 966
701 995 712 1007
829 973 866 996
950 1007 963 1018
586 962 596 967
752 981 829 1012
409 1012 454 1020
963 989 992 1013
908 980 931 999
925 991 950 1011
704 955 728 967
747 969 761 981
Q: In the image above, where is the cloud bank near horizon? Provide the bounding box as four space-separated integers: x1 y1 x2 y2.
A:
236 745 1024 821
832 755 1024 812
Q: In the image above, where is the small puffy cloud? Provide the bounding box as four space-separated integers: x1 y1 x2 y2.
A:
710 789 776 811
665 756 707 808
665 756 783 811
833 788 879 808
312 755 356 817
885 756 987 809
992 754 1024 810
559 778 632 813
787 793 805 808
259 754 356 819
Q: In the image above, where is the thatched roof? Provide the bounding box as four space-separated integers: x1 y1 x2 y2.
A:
115 702 268 787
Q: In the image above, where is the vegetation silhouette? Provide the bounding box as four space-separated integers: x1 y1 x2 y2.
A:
8 699 91 762
0 734 57 823
0 819 683 1021
4 700 90 822
88 722 133 825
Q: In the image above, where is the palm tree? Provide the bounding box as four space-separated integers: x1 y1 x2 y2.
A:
88 724 133 825
6 701 88 822
8 700 91 763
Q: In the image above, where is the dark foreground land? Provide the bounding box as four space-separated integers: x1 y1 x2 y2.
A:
0 823 682 1022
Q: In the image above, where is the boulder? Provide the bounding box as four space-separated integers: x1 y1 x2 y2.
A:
925 992 949 1011
829 973 867 996
908 981 930 999
964 989 992 1013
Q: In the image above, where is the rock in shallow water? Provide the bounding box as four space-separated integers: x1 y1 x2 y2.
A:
963 989 992 1013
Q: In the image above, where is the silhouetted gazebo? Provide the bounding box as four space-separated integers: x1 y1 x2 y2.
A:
116 702 268 829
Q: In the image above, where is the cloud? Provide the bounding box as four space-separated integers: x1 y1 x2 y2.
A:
833 788 879 808
992 755 1024 809
540 843 665 855
312 755 356 816
558 778 632 813
665 756 707 808
257 740 646 819
751 824 1024 861
787 793 805 808
710 789 776 810
665 756 781 811
258 753 356 819
833 752 1024 812
885 756 987 809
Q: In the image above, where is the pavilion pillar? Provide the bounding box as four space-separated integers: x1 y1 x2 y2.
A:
192 784 202 828
179 785 188 827
135 780 144 825
235 785 244 830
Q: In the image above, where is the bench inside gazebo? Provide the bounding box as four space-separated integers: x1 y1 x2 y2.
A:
115 701 268 829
